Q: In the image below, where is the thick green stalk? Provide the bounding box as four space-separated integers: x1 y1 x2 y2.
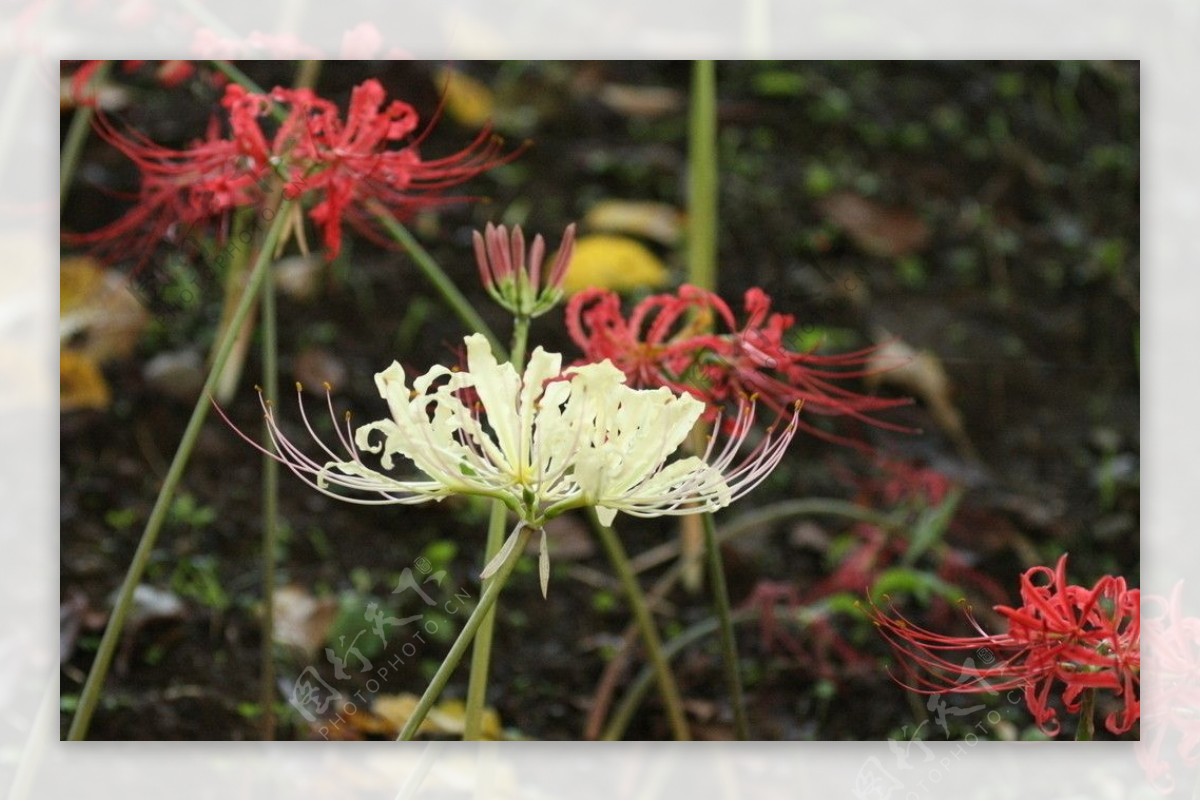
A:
398 527 533 741
60 61 110 212
508 315 530 373
462 502 509 740
678 59 720 593
590 510 691 741
254 53 322 743
67 198 294 740
258 250 279 740
702 511 749 739
687 59 718 292
463 315 529 739
370 203 503 356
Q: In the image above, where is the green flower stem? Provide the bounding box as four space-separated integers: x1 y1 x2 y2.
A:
370 203 503 357
67 197 295 741
258 244 279 740
398 526 533 741
463 315 530 740
254 53 323 744
509 315 530 373
702 511 749 739
686 59 718 292
60 61 111 212
293 60 323 94
462 502 509 740
590 510 691 741
1076 688 1096 741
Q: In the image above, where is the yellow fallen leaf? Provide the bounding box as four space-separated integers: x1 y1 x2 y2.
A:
561 234 670 295
583 200 684 246
370 693 503 740
60 348 111 412
435 68 495 129
60 256 149 363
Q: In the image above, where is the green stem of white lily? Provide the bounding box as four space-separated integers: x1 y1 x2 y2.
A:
255 56 321 742
397 525 533 741
590 509 692 741
258 240 280 740
703 511 750 739
67 196 295 740
463 314 530 740
463 501 509 740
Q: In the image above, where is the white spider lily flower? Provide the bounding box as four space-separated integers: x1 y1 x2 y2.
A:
256 333 799 595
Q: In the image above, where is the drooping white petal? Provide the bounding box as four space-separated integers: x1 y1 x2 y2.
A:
539 528 550 598
480 522 524 580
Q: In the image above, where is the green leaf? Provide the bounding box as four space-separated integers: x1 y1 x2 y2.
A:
902 487 963 565
870 567 961 605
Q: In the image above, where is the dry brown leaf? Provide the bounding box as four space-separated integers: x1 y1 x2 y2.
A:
865 337 977 460
583 200 684 246
272 585 339 659
273 254 326 301
294 346 349 394
60 256 149 363
142 349 205 401
597 84 684 118
817 191 930 258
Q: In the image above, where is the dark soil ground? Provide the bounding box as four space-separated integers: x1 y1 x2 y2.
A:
60 60 1139 741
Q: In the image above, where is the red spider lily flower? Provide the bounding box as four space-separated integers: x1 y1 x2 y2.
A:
566 283 911 447
68 77 510 267
868 554 1140 737
1136 583 1200 792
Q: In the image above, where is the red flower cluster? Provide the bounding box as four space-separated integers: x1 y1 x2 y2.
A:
566 284 910 446
71 78 507 264
869 554 1140 736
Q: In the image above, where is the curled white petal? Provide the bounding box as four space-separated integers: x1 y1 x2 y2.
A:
253 334 799 543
